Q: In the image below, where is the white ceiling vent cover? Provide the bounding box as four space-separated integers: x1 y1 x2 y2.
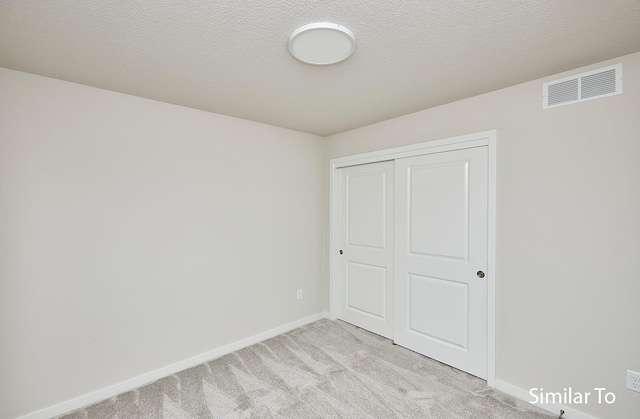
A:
543 64 622 109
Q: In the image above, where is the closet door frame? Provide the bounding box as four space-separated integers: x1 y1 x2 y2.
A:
329 130 497 386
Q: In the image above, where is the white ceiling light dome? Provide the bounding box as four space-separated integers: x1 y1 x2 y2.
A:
288 22 356 66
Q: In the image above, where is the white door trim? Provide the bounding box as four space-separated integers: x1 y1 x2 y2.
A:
329 130 497 387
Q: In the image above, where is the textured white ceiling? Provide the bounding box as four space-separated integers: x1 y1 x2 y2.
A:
1 1 640 136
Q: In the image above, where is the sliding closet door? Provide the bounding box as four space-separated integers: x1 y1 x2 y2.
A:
394 147 488 379
336 161 394 339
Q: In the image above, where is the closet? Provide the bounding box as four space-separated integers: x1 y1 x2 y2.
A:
331 131 495 380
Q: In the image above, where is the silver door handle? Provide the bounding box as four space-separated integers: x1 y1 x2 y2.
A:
477 271 485 278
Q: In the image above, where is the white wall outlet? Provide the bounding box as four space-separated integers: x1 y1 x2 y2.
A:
627 370 640 393
296 289 303 300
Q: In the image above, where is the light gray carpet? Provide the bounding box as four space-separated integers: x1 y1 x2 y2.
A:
60 319 553 418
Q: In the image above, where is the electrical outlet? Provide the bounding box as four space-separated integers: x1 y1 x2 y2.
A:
627 370 640 393
296 289 303 300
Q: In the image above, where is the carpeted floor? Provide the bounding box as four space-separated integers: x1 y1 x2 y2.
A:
60 319 553 418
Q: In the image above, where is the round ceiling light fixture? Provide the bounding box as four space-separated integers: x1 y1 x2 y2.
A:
288 22 356 66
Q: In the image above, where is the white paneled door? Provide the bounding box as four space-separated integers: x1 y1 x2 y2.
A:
337 161 394 339
394 146 488 379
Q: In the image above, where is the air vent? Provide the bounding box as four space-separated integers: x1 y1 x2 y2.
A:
543 64 622 109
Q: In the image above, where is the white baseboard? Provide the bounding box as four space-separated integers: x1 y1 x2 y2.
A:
19 312 328 419
494 379 600 419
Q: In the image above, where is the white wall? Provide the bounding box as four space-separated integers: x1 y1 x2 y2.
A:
326 51 640 418
0 68 326 418
3 50 639 419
